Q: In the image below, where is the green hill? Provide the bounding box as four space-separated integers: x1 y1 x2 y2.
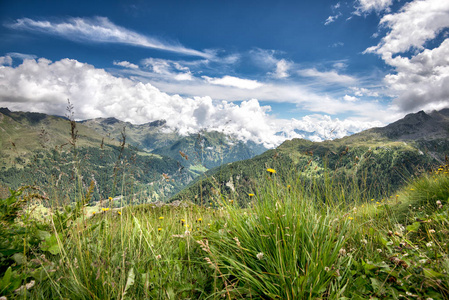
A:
172 109 449 205
0 108 192 203
0 108 268 203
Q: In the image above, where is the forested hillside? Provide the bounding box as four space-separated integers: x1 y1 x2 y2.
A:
172 110 449 205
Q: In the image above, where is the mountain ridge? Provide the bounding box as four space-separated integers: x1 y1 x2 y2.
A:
171 108 449 204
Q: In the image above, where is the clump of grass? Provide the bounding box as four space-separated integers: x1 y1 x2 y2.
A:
200 169 353 299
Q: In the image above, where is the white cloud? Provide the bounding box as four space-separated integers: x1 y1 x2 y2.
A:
113 61 139 69
0 58 385 148
249 48 292 78
142 58 171 74
274 59 291 78
350 86 379 97
276 115 382 142
0 56 12 66
333 62 347 70
325 13 342 25
202 75 263 90
343 95 358 102
174 73 193 81
384 38 449 111
140 57 193 81
365 0 449 57
298 68 357 84
365 0 449 112
8 17 211 58
355 0 394 15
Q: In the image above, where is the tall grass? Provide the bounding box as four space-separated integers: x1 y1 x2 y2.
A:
200 171 353 299
2 160 449 299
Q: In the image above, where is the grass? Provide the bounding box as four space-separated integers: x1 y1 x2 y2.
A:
1 163 449 299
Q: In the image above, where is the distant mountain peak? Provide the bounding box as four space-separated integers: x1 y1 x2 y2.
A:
102 117 121 125
147 120 166 127
0 107 11 115
370 108 449 141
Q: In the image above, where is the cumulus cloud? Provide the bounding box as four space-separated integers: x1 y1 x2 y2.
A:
113 61 139 69
355 0 394 15
365 0 449 112
298 68 357 84
202 75 263 90
7 17 210 58
365 0 449 57
0 58 383 148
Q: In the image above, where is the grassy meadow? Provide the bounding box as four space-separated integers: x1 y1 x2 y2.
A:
1 115 449 299
1 161 449 299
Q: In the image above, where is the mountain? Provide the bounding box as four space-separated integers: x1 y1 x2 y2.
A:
79 117 178 152
0 108 192 202
171 109 449 205
80 117 268 172
151 131 266 170
0 108 267 202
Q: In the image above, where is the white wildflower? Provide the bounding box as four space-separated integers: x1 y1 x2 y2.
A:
256 252 264 260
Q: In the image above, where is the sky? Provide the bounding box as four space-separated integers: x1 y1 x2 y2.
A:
0 0 448 148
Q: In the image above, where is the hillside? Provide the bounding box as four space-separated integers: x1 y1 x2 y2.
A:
0 108 267 202
172 109 449 204
0 108 192 202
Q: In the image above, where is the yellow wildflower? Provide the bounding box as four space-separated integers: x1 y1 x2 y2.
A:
108 197 113 201
159 216 164 220
158 227 162 232
348 216 354 220
248 193 255 197
118 211 121 215
102 208 110 212
266 168 276 174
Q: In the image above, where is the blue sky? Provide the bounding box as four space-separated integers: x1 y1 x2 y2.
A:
1 0 448 147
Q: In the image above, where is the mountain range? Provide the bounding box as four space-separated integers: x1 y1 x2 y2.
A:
172 109 449 205
0 107 266 201
1 107 448 205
